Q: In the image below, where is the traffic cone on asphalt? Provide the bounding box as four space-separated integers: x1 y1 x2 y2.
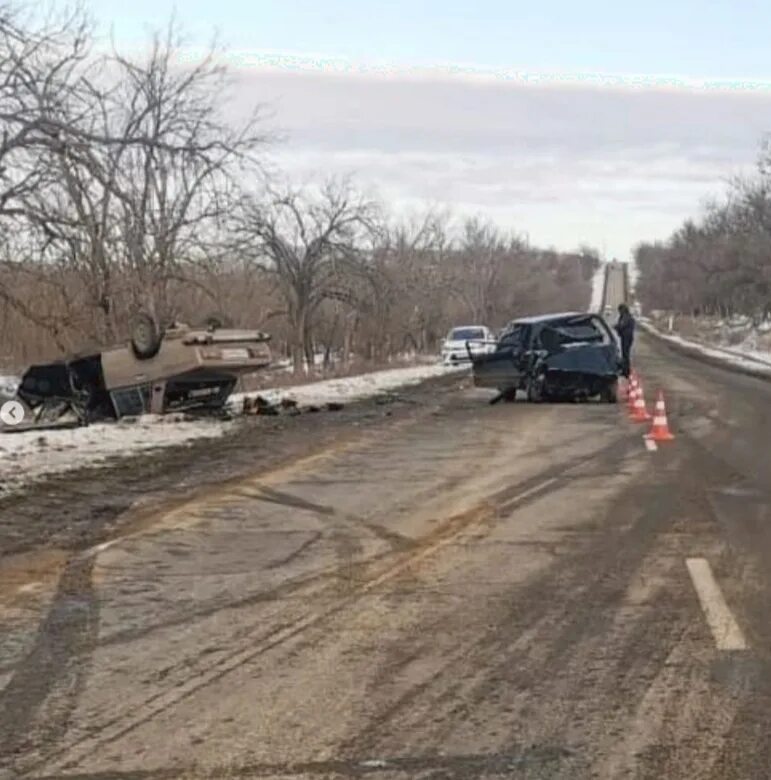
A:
645 391 675 441
630 381 651 422
626 375 638 411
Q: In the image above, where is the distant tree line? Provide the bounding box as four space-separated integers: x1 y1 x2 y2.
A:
635 139 771 320
0 4 598 372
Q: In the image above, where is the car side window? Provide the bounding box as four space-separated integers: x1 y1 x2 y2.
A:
590 316 614 345
498 325 529 350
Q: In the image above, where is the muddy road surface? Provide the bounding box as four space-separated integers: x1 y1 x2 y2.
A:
3 336 771 779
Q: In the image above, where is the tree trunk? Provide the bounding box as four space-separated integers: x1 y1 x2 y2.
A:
342 316 356 367
291 312 305 375
303 323 314 372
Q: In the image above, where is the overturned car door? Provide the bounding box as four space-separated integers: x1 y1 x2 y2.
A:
471 323 531 394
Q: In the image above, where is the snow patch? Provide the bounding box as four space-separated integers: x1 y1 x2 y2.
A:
230 363 463 408
641 320 771 376
0 362 463 495
0 416 232 495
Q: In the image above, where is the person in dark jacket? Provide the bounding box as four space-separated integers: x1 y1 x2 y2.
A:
615 303 635 378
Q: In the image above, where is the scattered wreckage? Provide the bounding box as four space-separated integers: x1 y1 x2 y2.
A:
3 315 273 432
471 311 622 403
241 396 345 416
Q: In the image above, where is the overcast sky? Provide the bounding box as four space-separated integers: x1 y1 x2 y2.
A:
90 0 771 258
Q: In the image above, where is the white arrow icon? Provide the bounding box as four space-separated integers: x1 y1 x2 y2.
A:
0 400 24 426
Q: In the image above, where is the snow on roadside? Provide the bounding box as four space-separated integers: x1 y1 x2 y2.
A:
640 319 771 376
0 362 463 495
229 363 463 408
589 262 606 313
0 415 232 496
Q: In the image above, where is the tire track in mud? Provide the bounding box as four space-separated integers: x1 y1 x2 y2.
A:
0 553 99 775
335 434 653 758
12 425 632 777
71 415 502 652
338 437 744 777
36 509 490 776
670 438 771 780
0 378 473 775
30 437 628 776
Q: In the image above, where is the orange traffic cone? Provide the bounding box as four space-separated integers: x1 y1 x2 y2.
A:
626 375 638 411
645 391 675 441
630 381 651 422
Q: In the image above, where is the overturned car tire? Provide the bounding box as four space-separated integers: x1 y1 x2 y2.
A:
130 313 162 360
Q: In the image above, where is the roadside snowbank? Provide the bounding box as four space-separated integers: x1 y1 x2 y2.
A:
0 362 462 494
0 415 231 494
641 319 771 377
230 363 462 408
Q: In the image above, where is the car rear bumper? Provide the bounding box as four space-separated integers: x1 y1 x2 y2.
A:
543 369 617 396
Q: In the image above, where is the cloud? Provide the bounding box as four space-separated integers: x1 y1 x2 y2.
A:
227 65 770 258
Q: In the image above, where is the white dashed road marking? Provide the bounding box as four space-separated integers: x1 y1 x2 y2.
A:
644 438 658 452
686 557 747 651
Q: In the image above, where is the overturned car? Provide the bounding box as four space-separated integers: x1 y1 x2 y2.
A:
471 312 622 403
7 316 272 430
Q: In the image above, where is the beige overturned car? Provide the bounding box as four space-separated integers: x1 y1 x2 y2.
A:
9 315 272 429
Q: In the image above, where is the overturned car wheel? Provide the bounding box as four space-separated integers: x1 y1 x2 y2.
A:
130 313 162 360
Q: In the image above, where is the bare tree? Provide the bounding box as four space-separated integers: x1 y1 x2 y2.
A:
0 4 93 338
10 21 268 343
0 8 600 369
636 138 771 319
0 4 91 214
448 218 528 324
234 180 378 373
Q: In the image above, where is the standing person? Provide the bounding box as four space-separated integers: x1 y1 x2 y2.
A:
615 303 635 378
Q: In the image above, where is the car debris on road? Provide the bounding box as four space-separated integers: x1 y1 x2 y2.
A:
471 311 622 404
240 394 345 416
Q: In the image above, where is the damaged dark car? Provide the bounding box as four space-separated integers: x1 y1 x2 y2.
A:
471 312 622 403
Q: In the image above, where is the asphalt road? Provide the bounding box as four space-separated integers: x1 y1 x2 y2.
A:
602 262 628 312
3 331 771 779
